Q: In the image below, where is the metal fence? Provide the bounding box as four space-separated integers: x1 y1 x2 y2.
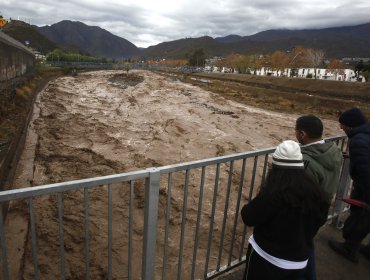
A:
0 135 349 280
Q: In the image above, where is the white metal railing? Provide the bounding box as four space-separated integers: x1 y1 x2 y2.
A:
0 135 349 280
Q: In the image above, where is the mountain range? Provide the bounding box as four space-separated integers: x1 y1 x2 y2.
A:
2 20 370 59
36 21 140 59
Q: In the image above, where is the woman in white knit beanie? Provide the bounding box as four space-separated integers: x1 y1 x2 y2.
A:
241 140 329 280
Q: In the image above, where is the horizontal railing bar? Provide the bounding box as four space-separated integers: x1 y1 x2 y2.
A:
158 135 346 174
0 135 345 203
157 147 276 174
0 148 275 202
0 169 150 202
325 135 346 142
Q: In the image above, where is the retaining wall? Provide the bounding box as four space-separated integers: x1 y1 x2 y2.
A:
0 30 36 192
0 31 35 94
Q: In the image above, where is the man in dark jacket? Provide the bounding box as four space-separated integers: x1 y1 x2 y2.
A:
328 107 370 263
295 115 343 279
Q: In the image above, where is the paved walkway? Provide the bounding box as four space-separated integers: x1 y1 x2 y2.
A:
218 224 370 280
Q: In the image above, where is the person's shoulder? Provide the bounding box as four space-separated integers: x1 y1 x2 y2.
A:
350 123 370 138
350 133 370 147
302 143 335 156
300 144 316 154
325 141 343 154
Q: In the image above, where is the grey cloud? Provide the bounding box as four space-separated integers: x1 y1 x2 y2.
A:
2 0 370 47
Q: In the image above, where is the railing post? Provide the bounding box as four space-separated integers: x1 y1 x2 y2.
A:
142 168 160 280
333 156 351 228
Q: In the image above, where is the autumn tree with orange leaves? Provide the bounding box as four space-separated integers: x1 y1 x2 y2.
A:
326 59 345 71
287 46 306 76
224 54 242 70
326 59 346 79
269 51 289 73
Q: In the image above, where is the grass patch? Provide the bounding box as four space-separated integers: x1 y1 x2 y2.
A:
35 64 71 76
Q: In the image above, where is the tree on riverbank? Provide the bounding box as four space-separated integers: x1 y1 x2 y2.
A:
46 49 113 63
187 48 206 67
303 48 325 79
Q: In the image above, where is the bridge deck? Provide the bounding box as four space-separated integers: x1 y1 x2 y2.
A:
218 224 370 280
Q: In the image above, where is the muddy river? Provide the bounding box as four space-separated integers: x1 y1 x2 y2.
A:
6 70 342 279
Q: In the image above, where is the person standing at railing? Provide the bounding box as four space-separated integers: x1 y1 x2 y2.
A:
295 115 343 280
241 140 329 280
328 107 370 263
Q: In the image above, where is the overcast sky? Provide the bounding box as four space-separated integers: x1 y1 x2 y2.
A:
2 0 370 48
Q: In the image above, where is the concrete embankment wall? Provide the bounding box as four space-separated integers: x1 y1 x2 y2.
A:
0 30 35 96
0 30 36 193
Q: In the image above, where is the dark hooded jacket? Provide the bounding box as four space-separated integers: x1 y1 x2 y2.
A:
301 142 343 202
347 122 370 204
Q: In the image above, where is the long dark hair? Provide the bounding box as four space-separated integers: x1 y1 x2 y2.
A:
259 167 328 215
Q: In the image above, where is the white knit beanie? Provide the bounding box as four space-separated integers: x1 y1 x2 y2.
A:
272 140 304 169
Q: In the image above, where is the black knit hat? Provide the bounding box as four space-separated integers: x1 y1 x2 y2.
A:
339 108 367 127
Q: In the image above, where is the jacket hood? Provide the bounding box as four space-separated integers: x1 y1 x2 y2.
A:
348 122 370 138
302 142 343 171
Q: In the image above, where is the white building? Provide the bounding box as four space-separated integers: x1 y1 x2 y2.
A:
256 67 290 77
297 68 358 81
202 58 365 82
253 67 361 82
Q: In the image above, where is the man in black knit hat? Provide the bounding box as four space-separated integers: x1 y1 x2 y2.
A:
328 107 370 263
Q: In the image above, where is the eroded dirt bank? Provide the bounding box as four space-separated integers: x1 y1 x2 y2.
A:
8 70 342 279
